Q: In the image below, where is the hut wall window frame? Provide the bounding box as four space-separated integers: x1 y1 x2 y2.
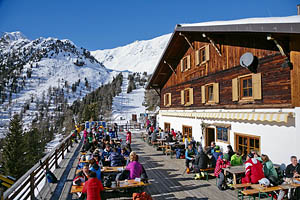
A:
164 93 172 107
201 83 219 104
195 45 210 66
180 55 191 72
232 73 262 102
181 88 194 106
216 126 229 144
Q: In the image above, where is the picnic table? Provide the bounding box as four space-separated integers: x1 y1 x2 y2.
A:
224 166 245 185
76 166 126 175
71 179 149 199
239 183 300 200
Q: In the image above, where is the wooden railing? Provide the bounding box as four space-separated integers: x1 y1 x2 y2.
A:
2 133 75 200
107 123 143 132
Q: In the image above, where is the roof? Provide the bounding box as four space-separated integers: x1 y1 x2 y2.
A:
146 15 300 90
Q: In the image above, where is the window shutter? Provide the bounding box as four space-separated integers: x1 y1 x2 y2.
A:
213 83 219 103
168 93 172 106
181 90 185 105
252 73 262 100
195 50 200 65
163 94 166 106
180 59 184 72
232 78 238 101
205 45 210 61
189 88 194 105
187 55 191 69
201 86 206 103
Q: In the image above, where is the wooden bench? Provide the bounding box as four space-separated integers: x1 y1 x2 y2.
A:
241 189 259 199
165 149 175 158
199 168 215 181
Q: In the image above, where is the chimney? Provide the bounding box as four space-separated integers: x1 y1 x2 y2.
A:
298 4 300 15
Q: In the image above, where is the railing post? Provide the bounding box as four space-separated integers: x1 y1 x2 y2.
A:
54 149 59 168
46 157 49 171
67 139 71 153
61 144 65 159
30 173 35 200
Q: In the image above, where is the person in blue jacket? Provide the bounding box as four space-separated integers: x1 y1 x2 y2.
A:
89 162 101 181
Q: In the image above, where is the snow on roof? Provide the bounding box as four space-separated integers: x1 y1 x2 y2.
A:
179 15 300 27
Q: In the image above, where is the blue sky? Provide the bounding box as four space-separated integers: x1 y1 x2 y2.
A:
0 0 298 50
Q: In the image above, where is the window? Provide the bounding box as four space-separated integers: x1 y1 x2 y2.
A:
163 93 171 107
201 83 219 104
183 125 192 141
216 127 229 143
181 88 193 106
195 45 210 66
180 55 191 72
164 122 170 133
240 76 252 98
235 133 260 156
232 73 261 102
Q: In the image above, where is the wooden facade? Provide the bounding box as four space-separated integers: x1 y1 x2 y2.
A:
160 40 292 109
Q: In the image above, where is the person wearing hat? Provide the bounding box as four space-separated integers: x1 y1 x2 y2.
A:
185 143 197 173
242 153 265 184
212 145 223 167
214 153 231 190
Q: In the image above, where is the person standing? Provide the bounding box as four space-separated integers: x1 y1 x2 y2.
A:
82 171 104 200
126 130 132 152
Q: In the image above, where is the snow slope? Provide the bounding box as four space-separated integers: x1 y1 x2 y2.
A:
91 34 171 73
111 72 146 124
0 32 112 137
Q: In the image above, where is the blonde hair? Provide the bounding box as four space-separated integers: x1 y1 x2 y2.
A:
261 154 270 163
129 151 137 162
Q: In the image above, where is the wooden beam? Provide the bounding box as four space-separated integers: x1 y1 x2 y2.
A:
164 60 177 76
179 32 194 50
202 33 222 56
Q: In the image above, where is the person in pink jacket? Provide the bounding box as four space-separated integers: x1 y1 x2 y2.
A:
126 152 142 179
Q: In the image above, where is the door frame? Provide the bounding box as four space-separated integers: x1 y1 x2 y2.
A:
205 127 215 147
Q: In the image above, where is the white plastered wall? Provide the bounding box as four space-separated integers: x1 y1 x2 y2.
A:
158 109 298 165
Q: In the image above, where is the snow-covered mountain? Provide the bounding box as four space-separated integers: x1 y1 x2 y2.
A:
91 33 171 73
0 31 111 137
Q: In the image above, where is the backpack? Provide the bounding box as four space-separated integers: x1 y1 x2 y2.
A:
132 192 152 200
46 170 58 183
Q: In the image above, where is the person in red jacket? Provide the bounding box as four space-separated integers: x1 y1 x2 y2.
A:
82 171 104 200
214 153 231 190
242 153 265 184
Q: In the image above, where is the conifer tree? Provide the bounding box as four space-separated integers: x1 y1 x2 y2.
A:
24 128 44 168
2 114 26 179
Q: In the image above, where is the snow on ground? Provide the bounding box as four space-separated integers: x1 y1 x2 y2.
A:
111 72 146 124
91 34 171 74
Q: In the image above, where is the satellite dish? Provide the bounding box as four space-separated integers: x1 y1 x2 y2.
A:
240 52 254 68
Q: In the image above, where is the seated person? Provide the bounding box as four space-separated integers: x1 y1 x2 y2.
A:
214 154 231 190
151 131 157 143
73 164 89 185
261 154 278 185
89 159 101 181
102 144 112 166
194 146 209 179
108 148 125 167
242 153 265 184
285 155 300 179
126 151 143 179
82 171 104 200
230 150 243 166
121 147 130 157
211 145 222 167
166 133 173 143
109 140 116 148
185 144 197 173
